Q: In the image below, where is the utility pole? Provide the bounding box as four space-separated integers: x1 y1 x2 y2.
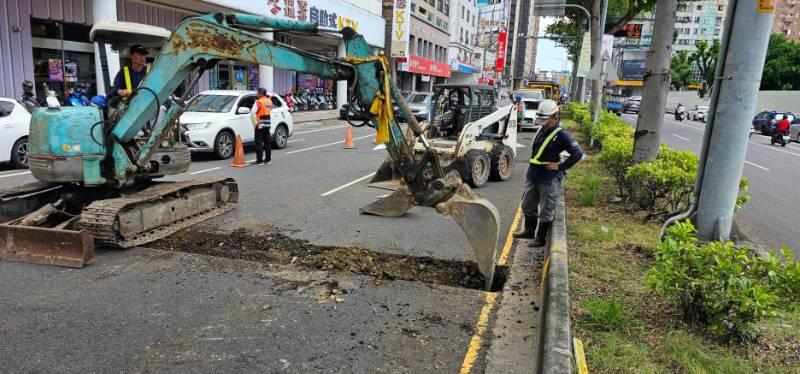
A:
693 1 775 241
632 0 677 162
381 1 397 82
589 0 608 107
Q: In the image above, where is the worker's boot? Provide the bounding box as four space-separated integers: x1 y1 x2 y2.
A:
513 216 538 239
529 221 552 247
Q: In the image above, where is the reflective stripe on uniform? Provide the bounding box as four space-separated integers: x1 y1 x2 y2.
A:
529 127 562 164
123 66 132 92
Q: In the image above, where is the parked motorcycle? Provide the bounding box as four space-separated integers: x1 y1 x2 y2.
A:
64 84 90 106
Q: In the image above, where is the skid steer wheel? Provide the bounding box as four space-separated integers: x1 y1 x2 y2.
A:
465 150 491 188
489 145 514 181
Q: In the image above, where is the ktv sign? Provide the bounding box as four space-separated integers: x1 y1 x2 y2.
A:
391 0 411 58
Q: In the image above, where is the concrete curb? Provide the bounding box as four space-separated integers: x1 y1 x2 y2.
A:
535 196 572 373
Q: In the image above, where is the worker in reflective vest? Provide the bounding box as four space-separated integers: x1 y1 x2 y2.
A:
110 45 150 99
250 88 274 165
514 99 584 247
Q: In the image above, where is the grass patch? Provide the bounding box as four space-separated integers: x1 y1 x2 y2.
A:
562 118 800 373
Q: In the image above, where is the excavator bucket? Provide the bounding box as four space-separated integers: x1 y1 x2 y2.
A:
436 184 500 290
366 157 404 191
359 187 415 217
0 225 94 268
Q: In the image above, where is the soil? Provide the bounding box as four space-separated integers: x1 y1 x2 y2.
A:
151 228 507 291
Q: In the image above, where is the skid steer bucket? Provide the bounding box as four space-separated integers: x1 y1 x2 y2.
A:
359 187 415 217
0 225 94 268
436 184 500 290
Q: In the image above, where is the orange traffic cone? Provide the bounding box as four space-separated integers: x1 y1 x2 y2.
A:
344 127 356 149
230 134 248 167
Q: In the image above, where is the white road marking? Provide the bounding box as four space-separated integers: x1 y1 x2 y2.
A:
0 171 31 178
516 142 527 148
320 173 375 196
189 167 221 175
744 160 770 171
672 134 691 141
293 125 347 135
286 134 372 154
0 169 27 175
287 138 305 143
749 141 800 158
373 144 386 151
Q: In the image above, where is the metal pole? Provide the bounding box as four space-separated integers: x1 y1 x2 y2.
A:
590 54 607 147
536 4 591 104
694 1 775 241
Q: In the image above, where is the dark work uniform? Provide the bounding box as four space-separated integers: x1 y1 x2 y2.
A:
522 123 584 223
110 66 147 97
254 117 272 164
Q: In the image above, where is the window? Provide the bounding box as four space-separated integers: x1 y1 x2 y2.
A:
444 0 449 15
238 95 257 111
437 0 443 12
0 102 14 118
462 6 465 19
696 5 702 11
411 4 416 12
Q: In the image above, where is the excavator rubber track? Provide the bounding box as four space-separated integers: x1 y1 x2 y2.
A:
80 176 238 248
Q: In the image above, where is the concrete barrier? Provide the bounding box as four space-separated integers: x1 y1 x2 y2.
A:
535 197 572 374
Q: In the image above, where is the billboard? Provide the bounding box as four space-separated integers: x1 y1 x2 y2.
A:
495 31 507 73
391 0 411 58
622 59 647 80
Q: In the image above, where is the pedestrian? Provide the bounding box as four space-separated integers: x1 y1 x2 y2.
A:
514 99 584 247
110 45 150 99
514 94 524 127
251 88 274 165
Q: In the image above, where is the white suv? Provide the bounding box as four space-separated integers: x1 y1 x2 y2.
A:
0 97 31 168
180 90 294 159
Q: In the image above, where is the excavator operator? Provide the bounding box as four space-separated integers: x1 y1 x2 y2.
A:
110 44 150 99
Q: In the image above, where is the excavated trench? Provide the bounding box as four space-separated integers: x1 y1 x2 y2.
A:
151 228 508 291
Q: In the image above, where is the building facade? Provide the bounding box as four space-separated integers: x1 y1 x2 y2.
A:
506 0 535 88
772 0 800 41
395 0 451 92
0 0 385 108
673 0 727 52
446 0 479 84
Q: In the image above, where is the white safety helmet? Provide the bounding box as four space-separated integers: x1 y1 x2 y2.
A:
537 99 559 117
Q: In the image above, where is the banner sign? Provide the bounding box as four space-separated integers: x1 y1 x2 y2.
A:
576 32 591 77
495 31 507 73
391 0 411 57
399 55 451 78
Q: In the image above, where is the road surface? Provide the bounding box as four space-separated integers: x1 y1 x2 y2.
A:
621 113 798 254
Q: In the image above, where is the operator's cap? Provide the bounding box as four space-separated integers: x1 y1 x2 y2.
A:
129 44 149 55
257 87 267 95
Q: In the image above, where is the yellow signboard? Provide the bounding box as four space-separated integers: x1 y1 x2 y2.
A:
687 83 702 89
613 80 644 86
758 0 775 13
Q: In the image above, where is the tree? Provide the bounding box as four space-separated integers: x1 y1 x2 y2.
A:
761 33 800 90
688 40 720 97
670 51 693 90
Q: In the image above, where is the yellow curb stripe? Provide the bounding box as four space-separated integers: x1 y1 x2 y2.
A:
497 205 522 267
573 338 588 374
459 292 498 373
540 255 551 289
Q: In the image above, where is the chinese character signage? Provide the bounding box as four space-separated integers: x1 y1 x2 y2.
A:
399 55 451 78
495 31 507 73
391 0 411 58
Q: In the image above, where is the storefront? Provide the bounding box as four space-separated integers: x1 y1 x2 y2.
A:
397 55 451 92
448 60 477 85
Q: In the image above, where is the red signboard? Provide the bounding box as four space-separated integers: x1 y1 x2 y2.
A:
403 55 451 78
495 31 507 73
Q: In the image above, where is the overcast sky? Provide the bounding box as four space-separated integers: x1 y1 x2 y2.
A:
534 17 573 72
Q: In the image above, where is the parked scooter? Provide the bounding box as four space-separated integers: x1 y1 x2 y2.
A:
64 84 91 106
674 104 686 121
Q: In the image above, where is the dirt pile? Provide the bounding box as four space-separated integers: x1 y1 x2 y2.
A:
152 228 507 290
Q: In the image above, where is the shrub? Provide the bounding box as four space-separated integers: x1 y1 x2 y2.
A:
598 136 635 196
625 147 698 213
591 112 634 146
647 221 800 343
583 297 632 332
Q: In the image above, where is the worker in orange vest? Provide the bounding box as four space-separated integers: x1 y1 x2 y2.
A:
250 88 274 165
